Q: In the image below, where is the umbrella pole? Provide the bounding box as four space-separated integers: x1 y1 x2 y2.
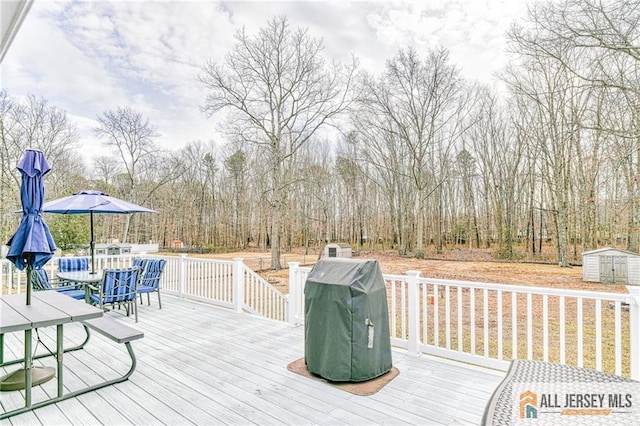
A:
26 263 32 305
90 211 96 274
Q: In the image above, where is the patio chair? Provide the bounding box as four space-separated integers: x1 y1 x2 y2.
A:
58 256 89 272
90 266 141 322
32 268 86 300
57 256 89 289
133 258 166 309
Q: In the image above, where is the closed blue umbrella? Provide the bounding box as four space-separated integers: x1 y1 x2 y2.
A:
6 149 57 305
42 190 157 274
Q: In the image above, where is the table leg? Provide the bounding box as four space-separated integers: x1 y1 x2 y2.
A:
24 329 32 408
57 324 63 397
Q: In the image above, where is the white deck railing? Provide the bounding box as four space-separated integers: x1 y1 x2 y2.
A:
4 256 638 379
154 255 287 319
1 254 287 321
287 263 640 380
0 254 135 290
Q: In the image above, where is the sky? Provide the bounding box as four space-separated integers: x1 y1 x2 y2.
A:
0 0 532 166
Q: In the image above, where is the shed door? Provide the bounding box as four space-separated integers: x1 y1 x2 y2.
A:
328 247 337 257
599 255 628 284
599 256 613 283
613 256 628 284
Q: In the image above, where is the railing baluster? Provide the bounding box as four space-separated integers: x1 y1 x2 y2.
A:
470 287 475 355
497 290 503 361
401 280 407 341
391 280 397 340
434 284 440 348
560 296 566 364
512 292 517 359
527 293 532 360
445 286 451 349
595 299 602 371
615 302 622 376
577 297 584 367
422 284 428 346
483 288 489 357
407 272 420 353
543 294 549 362
457 286 463 352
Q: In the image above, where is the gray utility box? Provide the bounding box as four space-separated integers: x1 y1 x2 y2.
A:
304 258 392 382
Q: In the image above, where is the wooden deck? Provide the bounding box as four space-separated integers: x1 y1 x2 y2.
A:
1 295 504 425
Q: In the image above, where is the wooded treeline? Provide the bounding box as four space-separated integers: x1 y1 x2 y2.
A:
1 1 638 269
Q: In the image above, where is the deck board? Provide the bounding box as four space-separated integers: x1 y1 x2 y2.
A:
2 295 504 425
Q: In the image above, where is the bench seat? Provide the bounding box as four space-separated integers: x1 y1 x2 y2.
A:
82 317 144 344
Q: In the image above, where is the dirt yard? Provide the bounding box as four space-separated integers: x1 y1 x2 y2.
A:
173 248 629 295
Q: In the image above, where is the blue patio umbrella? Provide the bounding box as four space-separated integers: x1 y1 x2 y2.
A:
6 149 57 305
42 190 157 274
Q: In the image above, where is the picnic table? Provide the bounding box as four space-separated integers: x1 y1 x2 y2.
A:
0 290 143 419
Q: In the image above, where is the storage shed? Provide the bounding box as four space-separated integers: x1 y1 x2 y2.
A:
324 243 352 258
582 247 640 284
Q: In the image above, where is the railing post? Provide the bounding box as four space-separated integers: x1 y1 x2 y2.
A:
627 285 640 380
407 270 421 355
288 262 300 324
233 258 245 313
178 254 187 298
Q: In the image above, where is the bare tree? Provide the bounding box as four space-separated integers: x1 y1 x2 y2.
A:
336 133 369 248
199 16 358 269
464 88 524 257
512 0 640 253
0 90 22 243
93 155 123 186
355 47 467 256
0 92 83 245
94 106 177 242
224 149 247 248
351 109 415 254
94 106 158 196
15 95 83 194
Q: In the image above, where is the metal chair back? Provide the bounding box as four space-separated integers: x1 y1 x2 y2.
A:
92 266 141 322
58 257 89 272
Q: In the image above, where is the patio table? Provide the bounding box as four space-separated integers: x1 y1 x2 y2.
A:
0 290 103 419
56 269 104 302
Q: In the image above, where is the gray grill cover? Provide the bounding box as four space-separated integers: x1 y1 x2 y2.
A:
304 258 392 382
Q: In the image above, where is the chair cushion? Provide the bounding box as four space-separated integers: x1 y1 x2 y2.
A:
58 257 89 272
135 258 166 291
137 285 155 294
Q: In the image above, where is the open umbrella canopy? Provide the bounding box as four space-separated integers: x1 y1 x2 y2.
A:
42 190 157 273
6 149 57 304
42 189 157 214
